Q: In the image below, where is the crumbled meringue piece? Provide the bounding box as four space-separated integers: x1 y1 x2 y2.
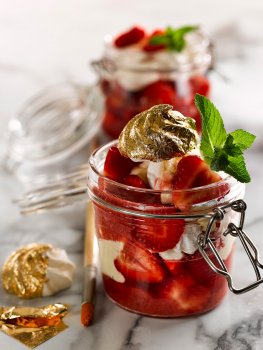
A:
42 247 76 296
147 158 180 204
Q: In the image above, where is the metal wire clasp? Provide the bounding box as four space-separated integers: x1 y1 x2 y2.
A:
198 199 263 294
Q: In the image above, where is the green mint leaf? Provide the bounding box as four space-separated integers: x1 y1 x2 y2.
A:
194 94 256 183
223 134 243 157
229 129 256 151
225 155 251 183
149 35 169 46
195 94 227 165
210 148 229 171
149 25 198 52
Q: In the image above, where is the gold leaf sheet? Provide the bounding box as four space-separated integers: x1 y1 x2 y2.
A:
0 303 68 349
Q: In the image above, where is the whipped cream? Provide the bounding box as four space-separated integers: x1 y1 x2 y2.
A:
43 247 75 296
147 158 179 204
98 239 125 283
160 210 238 262
147 143 201 190
147 158 180 190
160 223 202 260
146 145 201 204
104 31 212 91
130 161 149 184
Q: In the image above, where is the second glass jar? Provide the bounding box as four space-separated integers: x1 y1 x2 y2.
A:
92 30 213 139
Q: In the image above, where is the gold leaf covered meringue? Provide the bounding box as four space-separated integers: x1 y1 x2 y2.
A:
2 243 75 299
118 104 198 161
2 244 50 299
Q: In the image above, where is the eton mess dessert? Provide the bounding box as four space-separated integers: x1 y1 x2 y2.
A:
88 95 255 317
95 25 212 139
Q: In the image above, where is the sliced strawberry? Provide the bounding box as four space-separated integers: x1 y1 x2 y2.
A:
114 240 168 283
105 83 127 111
172 155 228 210
102 274 155 313
97 176 162 211
102 111 127 139
143 30 166 52
94 203 132 241
189 75 210 97
163 260 185 275
123 174 149 188
133 217 185 252
157 276 211 313
103 111 138 139
103 146 136 182
114 26 146 48
173 155 213 189
103 84 141 138
188 248 233 285
140 80 176 109
100 79 111 94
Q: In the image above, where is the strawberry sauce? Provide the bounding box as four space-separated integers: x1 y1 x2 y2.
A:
102 251 233 317
94 197 234 317
90 145 237 317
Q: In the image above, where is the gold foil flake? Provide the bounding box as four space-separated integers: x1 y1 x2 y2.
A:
2 243 51 299
118 104 198 161
0 304 68 349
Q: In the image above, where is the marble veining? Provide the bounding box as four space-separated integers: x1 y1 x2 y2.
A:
196 313 263 350
122 316 143 350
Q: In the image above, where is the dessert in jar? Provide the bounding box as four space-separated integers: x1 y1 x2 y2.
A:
88 96 256 317
93 25 212 139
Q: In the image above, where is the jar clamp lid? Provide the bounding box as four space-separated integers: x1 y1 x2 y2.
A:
197 199 263 294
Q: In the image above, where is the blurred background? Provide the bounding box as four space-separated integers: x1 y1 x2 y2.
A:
0 0 263 135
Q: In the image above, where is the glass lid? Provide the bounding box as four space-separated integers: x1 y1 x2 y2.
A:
3 82 103 170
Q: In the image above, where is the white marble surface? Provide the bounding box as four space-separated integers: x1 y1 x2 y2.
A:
1 1 263 349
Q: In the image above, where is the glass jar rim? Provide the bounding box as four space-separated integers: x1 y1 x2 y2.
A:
89 140 239 196
93 55 212 75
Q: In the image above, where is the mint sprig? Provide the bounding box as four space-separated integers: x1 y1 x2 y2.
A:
149 25 199 52
195 94 256 183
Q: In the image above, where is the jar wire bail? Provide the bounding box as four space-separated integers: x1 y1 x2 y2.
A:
198 199 263 294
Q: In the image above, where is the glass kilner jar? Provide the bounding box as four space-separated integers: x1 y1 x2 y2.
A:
92 25 213 139
87 140 263 317
16 138 263 318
